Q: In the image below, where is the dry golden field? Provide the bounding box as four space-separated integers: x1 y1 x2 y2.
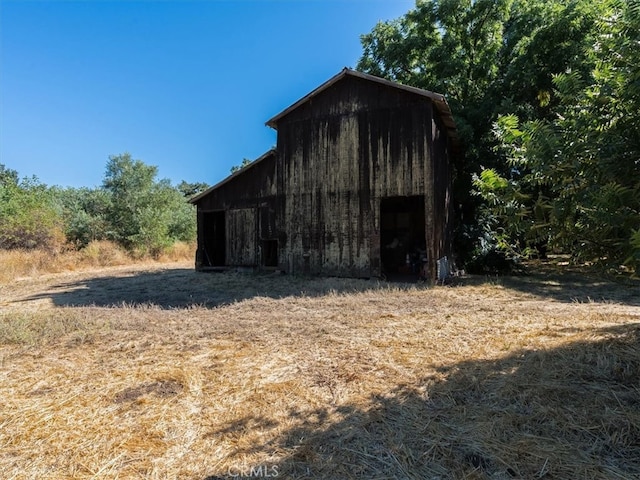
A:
1 261 639 479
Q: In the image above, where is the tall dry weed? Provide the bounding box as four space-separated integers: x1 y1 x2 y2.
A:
0 309 106 345
0 248 71 282
0 240 194 284
77 240 130 267
156 241 196 263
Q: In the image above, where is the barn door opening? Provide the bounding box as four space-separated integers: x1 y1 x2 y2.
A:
261 240 278 267
202 211 226 266
380 196 426 280
259 204 278 268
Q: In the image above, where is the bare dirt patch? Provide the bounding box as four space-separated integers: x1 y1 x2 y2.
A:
1 263 639 479
114 380 184 403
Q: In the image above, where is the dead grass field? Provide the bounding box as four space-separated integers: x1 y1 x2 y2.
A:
1 262 639 479
0 241 195 285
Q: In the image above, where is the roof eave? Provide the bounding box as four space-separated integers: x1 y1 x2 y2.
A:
265 68 350 129
266 67 450 128
188 148 276 204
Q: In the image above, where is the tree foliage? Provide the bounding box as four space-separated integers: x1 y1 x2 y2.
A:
477 0 640 273
177 180 209 199
54 187 112 248
101 153 197 255
230 158 253 174
0 154 201 256
0 167 64 250
358 0 635 272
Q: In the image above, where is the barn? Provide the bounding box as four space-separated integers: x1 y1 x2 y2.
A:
189 68 458 280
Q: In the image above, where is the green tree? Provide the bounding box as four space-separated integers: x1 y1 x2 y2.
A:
53 187 112 248
0 165 19 186
177 180 209 199
230 158 253 174
102 153 196 255
103 153 157 250
479 0 640 273
0 165 64 250
357 0 612 267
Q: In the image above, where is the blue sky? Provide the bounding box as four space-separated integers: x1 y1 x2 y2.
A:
1 0 413 188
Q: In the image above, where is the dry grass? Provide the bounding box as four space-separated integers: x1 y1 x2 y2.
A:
0 241 195 284
1 263 639 479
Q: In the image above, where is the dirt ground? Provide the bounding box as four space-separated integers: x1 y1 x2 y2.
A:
1 262 639 479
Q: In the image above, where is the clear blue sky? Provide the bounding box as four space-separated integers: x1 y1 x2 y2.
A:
1 0 413 188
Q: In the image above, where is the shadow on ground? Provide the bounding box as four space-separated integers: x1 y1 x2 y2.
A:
202 322 640 479
23 269 409 309
22 264 640 309
455 265 640 306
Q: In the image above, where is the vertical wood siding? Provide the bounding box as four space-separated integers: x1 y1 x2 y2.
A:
276 76 437 276
194 74 453 279
227 208 256 265
194 152 282 268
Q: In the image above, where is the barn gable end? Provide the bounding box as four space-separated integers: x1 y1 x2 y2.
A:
191 68 457 280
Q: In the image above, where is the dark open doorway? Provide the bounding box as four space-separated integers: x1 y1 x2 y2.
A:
261 240 278 267
202 211 226 267
380 196 426 280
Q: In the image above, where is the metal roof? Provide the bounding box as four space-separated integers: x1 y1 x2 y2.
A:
265 68 458 144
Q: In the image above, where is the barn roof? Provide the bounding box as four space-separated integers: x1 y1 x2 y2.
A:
188 148 276 204
265 68 458 144
191 70 459 205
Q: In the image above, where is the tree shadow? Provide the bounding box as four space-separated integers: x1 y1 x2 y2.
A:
454 266 640 306
202 322 640 479
19 263 640 309
21 269 418 309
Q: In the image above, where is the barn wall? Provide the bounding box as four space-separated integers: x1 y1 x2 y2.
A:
194 73 454 278
195 152 284 268
196 153 278 211
276 76 435 276
432 112 453 268
227 208 256 265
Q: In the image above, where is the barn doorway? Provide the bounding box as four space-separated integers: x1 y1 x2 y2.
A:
261 240 278 267
202 211 226 266
380 196 426 280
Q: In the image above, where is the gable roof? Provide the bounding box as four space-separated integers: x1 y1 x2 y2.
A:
265 68 458 144
191 70 460 205
188 149 276 204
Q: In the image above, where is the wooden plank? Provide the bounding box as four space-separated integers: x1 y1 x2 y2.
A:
227 208 256 266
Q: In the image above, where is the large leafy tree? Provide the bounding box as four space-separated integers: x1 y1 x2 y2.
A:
103 153 158 249
102 153 196 255
358 0 615 268
477 0 640 272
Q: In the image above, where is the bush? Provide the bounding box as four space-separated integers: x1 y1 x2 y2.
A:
1 156 199 261
465 248 516 275
102 154 197 255
0 171 65 251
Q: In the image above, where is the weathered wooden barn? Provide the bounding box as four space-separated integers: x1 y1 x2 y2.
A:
190 68 457 280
